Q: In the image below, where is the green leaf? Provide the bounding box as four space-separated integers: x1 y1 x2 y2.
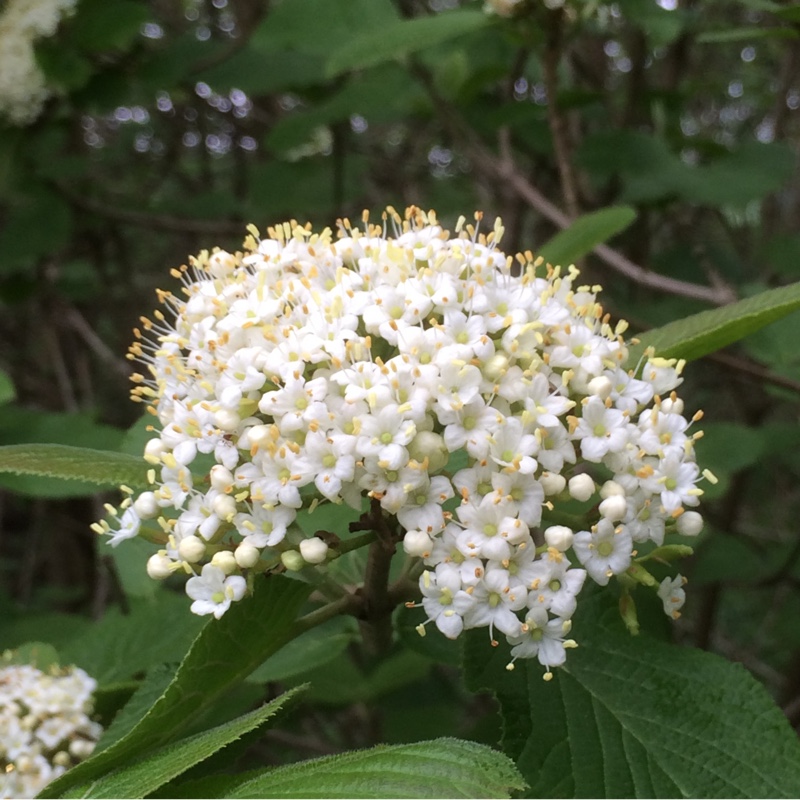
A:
628 281 800 363
67 690 304 799
2 641 60 671
538 206 637 267
70 0 152 52
0 444 149 491
39 576 311 798
682 142 795 209
0 187 72 272
326 10 490 78
0 369 14 404
60 595 205 685
464 597 800 798
221 738 525 799
247 616 356 684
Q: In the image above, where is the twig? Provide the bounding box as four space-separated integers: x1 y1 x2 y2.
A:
65 307 132 380
542 11 580 219
410 61 738 307
55 185 244 236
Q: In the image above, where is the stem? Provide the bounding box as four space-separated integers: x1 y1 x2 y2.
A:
543 10 580 219
334 531 375 556
294 592 362 636
355 498 401 659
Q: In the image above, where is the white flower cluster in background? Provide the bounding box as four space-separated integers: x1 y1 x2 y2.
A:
102 207 707 674
0 0 76 125
0 662 101 799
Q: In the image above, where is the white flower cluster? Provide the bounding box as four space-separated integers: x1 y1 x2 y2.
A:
0 662 101 799
103 208 705 673
0 0 76 125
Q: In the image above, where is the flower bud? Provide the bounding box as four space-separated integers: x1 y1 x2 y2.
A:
144 438 166 464
210 464 235 491
53 751 71 768
598 495 627 522
403 530 433 557
587 375 613 400
281 549 305 571
178 535 206 563
247 424 272 448
299 537 329 564
661 397 684 415
408 431 449 473
211 550 237 574
482 352 510 382
568 473 595 502
235 542 260 568
499 516 529 545
544 525 573 551
147 553 174 580
214 408 240 432
676 510 703 537
212 493 237 521
600 480 625 499
133 491 159 519
69 739 95 760
540 472 566 496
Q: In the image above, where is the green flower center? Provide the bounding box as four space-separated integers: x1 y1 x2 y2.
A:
597 541 614 557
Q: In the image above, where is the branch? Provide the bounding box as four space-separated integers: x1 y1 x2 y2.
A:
56 184 245 236
542 11 580 218
411 62 737 307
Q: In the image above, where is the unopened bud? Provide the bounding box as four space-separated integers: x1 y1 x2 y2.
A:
144 438 166 464
247 424 271 448
403 530 433 557
408 431 449 473
676 510 703 537
235 542 260 568
299 537 329 564
568 473 595 502
540 472 566 496
214 409 240 432
587 375 613 400
69 739 95 760
210 465 235 491
483 352 510 382
147 553 174 580
600 480 624 499
211 550 237 574
178 535 206 563
133 491 159 519
281 549 305 571
661 397 684 415
212 493 237 521
599 495 627 522
544 525 573 551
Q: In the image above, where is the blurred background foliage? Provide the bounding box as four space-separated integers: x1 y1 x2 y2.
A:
3 0 800 761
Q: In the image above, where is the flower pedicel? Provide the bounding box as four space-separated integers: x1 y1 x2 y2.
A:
97 207 711 678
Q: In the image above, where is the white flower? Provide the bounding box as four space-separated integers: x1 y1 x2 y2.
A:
186 564 247 618
0 661 101 798
658 574 686 619
109 206 705 665
573 519 633 586
419 564 476 639
507 609 573 674
464 569 528 639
